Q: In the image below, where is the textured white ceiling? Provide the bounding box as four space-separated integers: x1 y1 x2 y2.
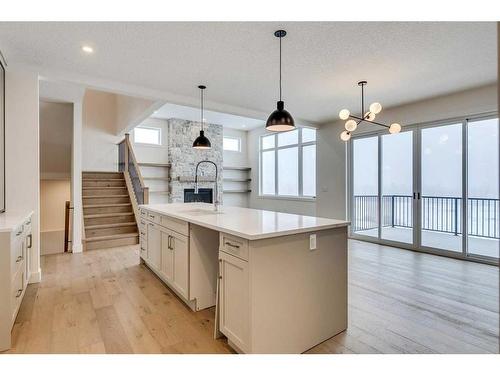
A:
0 22 496 124
152 102 264 130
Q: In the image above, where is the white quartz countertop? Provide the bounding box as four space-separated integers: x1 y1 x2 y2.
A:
0 211 33 233
139 203 349 240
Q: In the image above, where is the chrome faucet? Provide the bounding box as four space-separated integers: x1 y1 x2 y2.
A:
194 160 220 211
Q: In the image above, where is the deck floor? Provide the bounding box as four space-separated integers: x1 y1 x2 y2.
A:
6 240 499 354
355 227 499 258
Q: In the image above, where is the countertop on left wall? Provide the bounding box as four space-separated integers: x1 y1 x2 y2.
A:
0 211 34 232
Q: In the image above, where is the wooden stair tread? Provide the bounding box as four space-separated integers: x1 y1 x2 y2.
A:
85 222 137 230
83 194 129 198
85 232 139 242
84 212 135 219
83 203 132 208
82 178 125 181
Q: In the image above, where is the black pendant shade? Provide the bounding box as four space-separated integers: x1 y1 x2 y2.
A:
266 100 295 131
266 30 295 132
193 85 212 149
192 130 211 149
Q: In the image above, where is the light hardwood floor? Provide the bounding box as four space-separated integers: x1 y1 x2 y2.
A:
6 240 499 354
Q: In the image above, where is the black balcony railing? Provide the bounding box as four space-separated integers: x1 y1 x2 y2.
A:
353 195 500 239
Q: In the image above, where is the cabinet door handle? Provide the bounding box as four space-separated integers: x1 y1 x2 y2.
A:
16 289 23 298
27 234 32 249
225 241 240 249
16 255 23 263
218 259 223 279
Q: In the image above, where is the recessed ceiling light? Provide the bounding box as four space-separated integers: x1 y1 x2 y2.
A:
82 45 94 54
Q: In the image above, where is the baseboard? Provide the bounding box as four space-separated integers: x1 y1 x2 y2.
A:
72 242 83 253
29 268 42 283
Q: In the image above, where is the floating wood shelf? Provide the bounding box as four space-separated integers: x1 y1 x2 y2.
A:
174 176 216 182
143 176 170 181
138 162 171 168
223 166 251 171
223 178 251 182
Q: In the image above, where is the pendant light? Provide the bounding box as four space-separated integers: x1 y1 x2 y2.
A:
266 30 295 132
338 81 402 141
192 85 212 149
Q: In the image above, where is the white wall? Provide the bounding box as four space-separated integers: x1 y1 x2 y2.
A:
247 126 317 216
40 101 73 179
316 83 498 220
40 179 70 255
223 128 250 207
5 68 41 282
115 94 155 135
131 118 169 163
82 89 120 171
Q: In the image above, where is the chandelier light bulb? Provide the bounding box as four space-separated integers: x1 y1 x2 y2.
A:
339 109 350 120
345 119 357 132
369 102 382 114
389 123 402 134
340 130 351 142
364 111 376 121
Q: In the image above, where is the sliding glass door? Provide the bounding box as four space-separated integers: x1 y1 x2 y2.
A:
420 123 463 253
352 136 379 238
381 131 414 244
467 117 499 259
349 114 499 264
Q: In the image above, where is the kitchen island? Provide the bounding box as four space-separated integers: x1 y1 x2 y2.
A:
138 202 349 354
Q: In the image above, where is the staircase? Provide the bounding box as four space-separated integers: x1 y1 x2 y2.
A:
82 171 139 250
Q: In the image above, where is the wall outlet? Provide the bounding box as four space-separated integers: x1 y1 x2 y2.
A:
309 234 317 250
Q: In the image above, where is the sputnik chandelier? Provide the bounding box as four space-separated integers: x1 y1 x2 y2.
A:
339 81 402 141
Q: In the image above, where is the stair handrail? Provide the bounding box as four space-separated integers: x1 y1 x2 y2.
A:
118 134 149 204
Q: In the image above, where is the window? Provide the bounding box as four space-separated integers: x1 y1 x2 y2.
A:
134 126 161 145
260 128 316 198
223 136 241 152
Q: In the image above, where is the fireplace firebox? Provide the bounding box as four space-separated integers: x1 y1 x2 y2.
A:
184 188 213 203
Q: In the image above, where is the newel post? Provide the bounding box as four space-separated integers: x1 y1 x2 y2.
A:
124 133 130 171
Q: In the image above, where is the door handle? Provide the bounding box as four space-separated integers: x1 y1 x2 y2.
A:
413 192 416 199
417 192 421 200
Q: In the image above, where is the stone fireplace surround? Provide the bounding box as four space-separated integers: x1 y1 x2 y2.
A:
167 118 223 203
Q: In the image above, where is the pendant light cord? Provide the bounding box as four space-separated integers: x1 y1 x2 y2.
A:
279 35 282 101
201 88 204 131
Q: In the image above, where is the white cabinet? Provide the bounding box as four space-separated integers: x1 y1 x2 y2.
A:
159 229 188 299
219 250 249 352
141 209 190 303
160 230 174 282
147 222 161 271
171 231 189 299
0 212 33 351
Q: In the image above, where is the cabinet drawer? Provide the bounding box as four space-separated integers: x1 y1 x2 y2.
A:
11 268 25 323
10 235 25 277
139 218 147 231
160 215 189 237
220 233 249 261
146 211 160 224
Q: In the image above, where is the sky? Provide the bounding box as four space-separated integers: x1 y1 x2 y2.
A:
353 118 499 199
